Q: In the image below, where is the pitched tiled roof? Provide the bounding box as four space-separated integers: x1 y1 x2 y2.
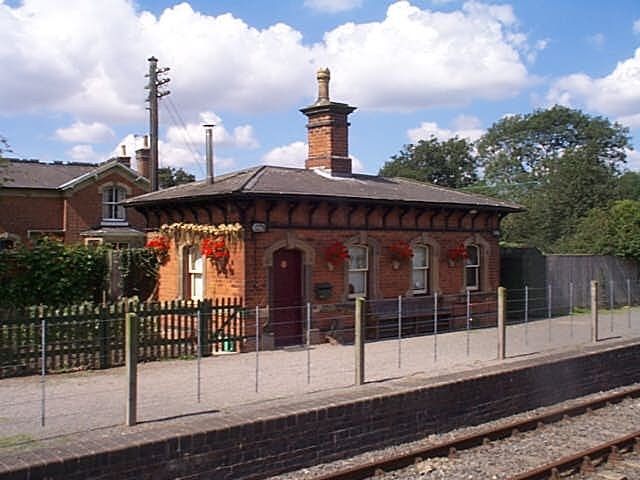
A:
3 159 98 189
2 158 148 190
124 165 521 212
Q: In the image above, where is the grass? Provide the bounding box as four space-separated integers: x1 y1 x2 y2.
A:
0 434 33 449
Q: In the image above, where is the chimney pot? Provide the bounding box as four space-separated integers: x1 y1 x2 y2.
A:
317 68 330 104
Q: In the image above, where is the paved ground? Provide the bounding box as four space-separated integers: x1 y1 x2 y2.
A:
1 307 638 452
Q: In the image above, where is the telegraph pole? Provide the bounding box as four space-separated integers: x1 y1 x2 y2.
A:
145 57 170 191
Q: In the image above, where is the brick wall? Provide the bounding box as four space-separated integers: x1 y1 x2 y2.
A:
5 340 640 480
0 192 64 241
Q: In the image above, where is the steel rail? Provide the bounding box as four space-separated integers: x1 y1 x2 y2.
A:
507 430 640 480
308 386 640 480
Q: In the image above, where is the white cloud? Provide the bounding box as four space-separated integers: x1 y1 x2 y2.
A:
407 115 484 143
315 1 533 110
262 141 307 167
304 0 362 13
587 32 605 49
165 111 259 150
546 47 640 125
633 18 640 34
261 140 365 172
67 144 100 162
625 149 640 171
55 121 115 143
0 0 536 126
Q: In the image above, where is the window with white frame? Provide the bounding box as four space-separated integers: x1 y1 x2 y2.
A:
102 186 126 222
412 245 429 294
348 244 368 298
188 246 204 300
465 244 480 290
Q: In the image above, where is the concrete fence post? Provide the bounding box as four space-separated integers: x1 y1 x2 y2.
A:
591 280 599 343
354 297 365 386
497 287 506 360
125 301 138 426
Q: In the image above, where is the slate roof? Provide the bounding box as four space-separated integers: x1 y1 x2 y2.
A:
2 158 148 190
3 159 98 189
124 165 521 212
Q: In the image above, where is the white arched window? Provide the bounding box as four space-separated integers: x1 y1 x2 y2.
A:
187 246 204 300
348 244 368 298
412 245 430 294
465 244 480 290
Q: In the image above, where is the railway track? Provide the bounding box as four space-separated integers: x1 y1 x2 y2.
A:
267 385 640 480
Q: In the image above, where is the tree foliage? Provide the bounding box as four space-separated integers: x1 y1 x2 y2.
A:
476 106 631 250
158 166 195 189
0 239 109 309
379 136 478 188
556 200 640 261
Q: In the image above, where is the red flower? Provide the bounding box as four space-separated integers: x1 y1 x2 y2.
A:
448 244 468 261
325 241 349 266
146 236 170 265
202 237 232 275
390 241 413 261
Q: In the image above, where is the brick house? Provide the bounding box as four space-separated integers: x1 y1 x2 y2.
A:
0 148 151 249
124 69 520 347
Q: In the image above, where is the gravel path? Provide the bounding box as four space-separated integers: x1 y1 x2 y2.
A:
265 383 640 480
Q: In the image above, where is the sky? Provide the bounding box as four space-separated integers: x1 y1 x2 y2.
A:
2 0 640 178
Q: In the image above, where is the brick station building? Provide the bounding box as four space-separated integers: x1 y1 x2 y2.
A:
124 69 520 347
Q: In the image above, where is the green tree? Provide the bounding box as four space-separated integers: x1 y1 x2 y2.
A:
557 200 640 261
0 238 109 308
616 171 640 201
476 106 631 250
158 166 195 189
379 136 478 188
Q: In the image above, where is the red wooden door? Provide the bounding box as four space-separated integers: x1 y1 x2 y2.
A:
272 249 303 347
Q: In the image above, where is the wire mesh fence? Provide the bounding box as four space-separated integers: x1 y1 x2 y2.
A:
2 278 640 448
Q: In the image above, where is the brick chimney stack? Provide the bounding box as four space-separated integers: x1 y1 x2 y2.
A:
300 68 356 177
116 144 131 168
135 135 151 179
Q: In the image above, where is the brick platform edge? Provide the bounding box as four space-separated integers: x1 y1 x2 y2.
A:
2 339 640 480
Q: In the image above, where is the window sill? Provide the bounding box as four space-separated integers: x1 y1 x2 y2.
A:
101 220 128 227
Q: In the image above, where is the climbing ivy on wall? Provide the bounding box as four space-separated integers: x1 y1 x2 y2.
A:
119 247 161 300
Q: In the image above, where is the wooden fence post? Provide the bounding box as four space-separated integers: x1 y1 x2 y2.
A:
591 280 599 343
98 304 109 369
199 299 212 357
497 287 506 360
125 300 137 426
354 297 365 386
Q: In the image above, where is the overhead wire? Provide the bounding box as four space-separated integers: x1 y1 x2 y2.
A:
160 96 206 177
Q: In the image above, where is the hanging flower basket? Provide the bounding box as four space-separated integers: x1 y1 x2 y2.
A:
202 237 231 275
146 236 171 266
389 241 413 267
448 243 468 266
325 241 349 270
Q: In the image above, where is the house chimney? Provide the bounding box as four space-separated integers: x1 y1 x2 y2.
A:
300 68 356 177
204 124 214 184
135 135 151 180
116 144 131 167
